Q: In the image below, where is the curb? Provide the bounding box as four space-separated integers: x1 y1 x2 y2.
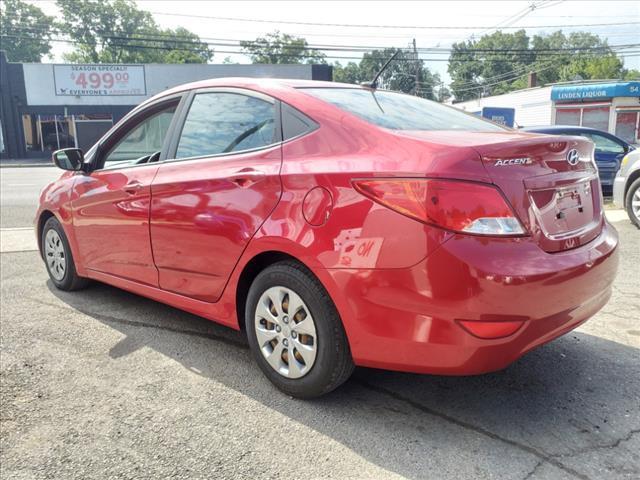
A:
0 163 54 168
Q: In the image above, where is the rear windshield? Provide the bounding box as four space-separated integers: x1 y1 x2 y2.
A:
302 88 505 132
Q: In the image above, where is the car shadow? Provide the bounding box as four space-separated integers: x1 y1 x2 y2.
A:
47 280 640 480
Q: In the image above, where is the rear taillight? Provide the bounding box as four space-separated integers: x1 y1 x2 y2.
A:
353 178 525 236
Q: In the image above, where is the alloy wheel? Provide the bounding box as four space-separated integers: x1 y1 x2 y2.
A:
254 286 318 379
632 188 640 223
44 229 66 281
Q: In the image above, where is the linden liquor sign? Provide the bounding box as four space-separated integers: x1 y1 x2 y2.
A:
53 65 146 96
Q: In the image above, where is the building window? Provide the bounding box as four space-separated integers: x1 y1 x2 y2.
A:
22 114 75 152
555 105 610 132
581 107 609 131
615 111 639 144
21 113 112 152
556 108 581 126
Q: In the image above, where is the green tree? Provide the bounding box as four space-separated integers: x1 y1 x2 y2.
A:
338 47 444 100
0 0 55 62
333 61 364 84
56 0 212 63
240 31 326 64
533 31 622 83
562 54 624 81
448 30 626 101
623 69 640 80
449 30 533 101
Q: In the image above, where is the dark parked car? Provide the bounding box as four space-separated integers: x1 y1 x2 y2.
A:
523 126 635 195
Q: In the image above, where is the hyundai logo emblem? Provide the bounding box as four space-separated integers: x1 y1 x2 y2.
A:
566 149 580 166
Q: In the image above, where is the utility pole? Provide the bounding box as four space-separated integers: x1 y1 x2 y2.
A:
412 38 419 96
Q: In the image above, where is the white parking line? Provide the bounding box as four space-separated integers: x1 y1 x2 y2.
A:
1 228 38 253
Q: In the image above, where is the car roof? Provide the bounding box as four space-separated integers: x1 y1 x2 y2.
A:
156 77 359 98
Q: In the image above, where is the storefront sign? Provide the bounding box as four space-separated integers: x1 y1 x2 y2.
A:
551 81 640 102
53 65 146 96
481 107 515 127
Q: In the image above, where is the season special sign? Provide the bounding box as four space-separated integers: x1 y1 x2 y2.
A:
53 65 146 96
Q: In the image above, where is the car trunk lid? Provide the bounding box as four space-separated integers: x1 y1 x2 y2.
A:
472 132 602 252
393 130 603 252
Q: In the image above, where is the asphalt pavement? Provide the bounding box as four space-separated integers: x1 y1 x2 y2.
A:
1 167 61 228
1 166 638 480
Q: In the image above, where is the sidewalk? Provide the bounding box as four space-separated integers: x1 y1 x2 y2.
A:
0 158 53 168
0 227 37 253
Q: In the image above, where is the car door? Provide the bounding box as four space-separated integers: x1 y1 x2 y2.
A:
577 132 627 189
71 96 182 286
150 89 282 302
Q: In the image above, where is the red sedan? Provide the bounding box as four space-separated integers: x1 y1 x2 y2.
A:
36 78 618 398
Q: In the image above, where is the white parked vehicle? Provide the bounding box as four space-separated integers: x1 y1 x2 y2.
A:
613 150 640 228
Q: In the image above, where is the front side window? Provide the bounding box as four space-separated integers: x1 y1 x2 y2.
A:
580 133 625 154
302 88 505 132
176 92 276 159
102 105 176 168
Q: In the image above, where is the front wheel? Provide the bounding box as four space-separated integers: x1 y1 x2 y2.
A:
245 261 354 398
41 216 90 290
625 178 640 229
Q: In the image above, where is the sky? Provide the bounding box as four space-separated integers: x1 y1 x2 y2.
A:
29 0 640 84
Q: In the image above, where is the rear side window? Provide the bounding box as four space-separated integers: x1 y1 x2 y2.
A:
176 92 277 159
303 88 505 132
282 103 318 140
579 133 625 154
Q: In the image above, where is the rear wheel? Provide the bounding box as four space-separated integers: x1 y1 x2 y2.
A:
625 178 640 229
42 216 90 290
245 261 354 398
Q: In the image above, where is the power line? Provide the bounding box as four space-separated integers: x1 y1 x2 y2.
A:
22 34 636 62
146 11 640 30
5 25 638 56
7 17 640 41
4 34 638 65
9 22 640 52
473 1 546 37
452 57 571 94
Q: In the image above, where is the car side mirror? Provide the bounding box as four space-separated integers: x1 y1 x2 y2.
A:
52 148 85 171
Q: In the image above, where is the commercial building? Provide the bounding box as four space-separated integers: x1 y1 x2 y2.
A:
453 79 640 145
0 51 332 160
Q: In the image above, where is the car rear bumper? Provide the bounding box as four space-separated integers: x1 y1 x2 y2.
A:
613 174 626 209
325 221 619 375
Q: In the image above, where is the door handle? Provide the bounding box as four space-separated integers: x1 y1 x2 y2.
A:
228 169 266 187
123 181 143 195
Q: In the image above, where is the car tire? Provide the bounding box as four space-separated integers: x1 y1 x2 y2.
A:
245 261 354 398
625 178 640 229
41 216 90 291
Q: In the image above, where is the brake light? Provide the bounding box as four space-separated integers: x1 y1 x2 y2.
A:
352 178 525 236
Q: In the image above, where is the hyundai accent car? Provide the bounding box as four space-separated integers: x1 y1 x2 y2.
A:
36 78 619 398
